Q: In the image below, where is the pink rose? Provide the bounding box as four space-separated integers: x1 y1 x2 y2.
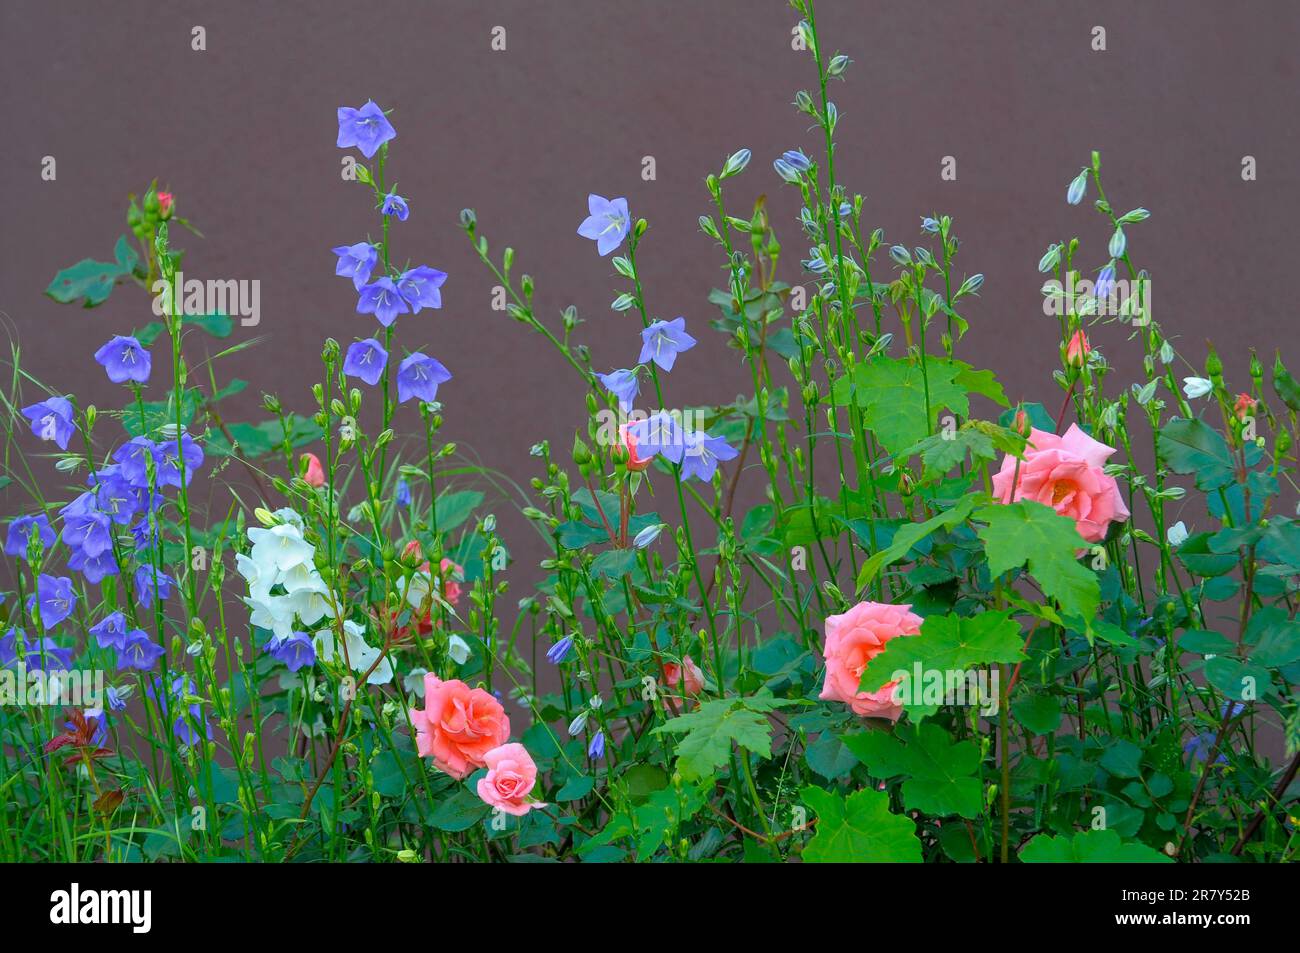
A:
664 655 704 695
437 557 463 608
301 452 326 488
991 423 1130 543
409 675 510 779
819 601 923 721
619 422 652 472
475 743 544 816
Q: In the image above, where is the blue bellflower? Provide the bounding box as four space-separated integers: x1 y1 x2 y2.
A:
266 631 316 672
21 398 76 450
395 479 411 507
68 548 119 584
597 369 639 412
627 412 686 464
546 636 574 664
113 437 160 489
332 242 379 290
336 100 396 159
90 612 129 651
134 565 176 609
357 277 410 327
638 317 697 372
28 575 77 629
93 335 152 384
343 337 389 386
156 433 204 488
116 629 165 672
6 514 56 561
396 353 452 404
395 266 447 313
680 430 739 482
381 190 409 221
577 195 630 256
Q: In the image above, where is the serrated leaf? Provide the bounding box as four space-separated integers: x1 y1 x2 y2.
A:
1157 417 1235 491
976 501 1100 620
842 722 982 817
652 694 796 781
856 493 982 590
1020 828 1172 863
801 785 922 862
860 611 1025 693
838 355 969 456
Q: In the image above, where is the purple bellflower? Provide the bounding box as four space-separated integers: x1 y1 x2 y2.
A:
357 277 410 327
336 100 396 159
94 335 152 384
332 242 379 290
396 266 447 313
597 369 639 412
21 398 76 451
577 195 630 256
343 337 389 385
396 353 452 404
6 514 56 561
638 317 697 372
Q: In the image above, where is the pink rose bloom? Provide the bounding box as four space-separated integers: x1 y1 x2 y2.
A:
991 424 1130 543
301 452 326 488
664 655 704 695
409 675 510 779
820 601 923 721
437 557 463 607
619 422 651 472
475 743 544 816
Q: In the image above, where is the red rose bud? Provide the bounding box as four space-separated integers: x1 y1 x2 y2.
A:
1065 330 1091 368
1233 393 1257 420
158 191 174 220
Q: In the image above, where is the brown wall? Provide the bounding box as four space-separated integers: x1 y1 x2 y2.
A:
2 1 1297 589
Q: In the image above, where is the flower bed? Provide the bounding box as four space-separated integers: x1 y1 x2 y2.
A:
2 0 1297 864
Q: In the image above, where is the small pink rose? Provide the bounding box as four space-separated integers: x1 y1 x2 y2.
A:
664 654 704 695
302 452 326 488
475 742 544 816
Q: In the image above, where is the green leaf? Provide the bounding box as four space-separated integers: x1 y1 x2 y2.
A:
434 490 484 533
1011 693 1062 735
652 694 797 781
953 362 1010 407
429 786 491 831
590 548 638 578
1157 417 1235 491
842 722 982 817
45 236 137 307
800 785 922 862
976 501 1100 621
838 355 968 456
1247 607 1300 668
860 611 1025 693
856 493 981 590
556 774 595 802
1020 828 1172 863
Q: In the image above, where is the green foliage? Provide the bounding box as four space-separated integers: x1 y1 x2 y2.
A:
800 786 922 862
